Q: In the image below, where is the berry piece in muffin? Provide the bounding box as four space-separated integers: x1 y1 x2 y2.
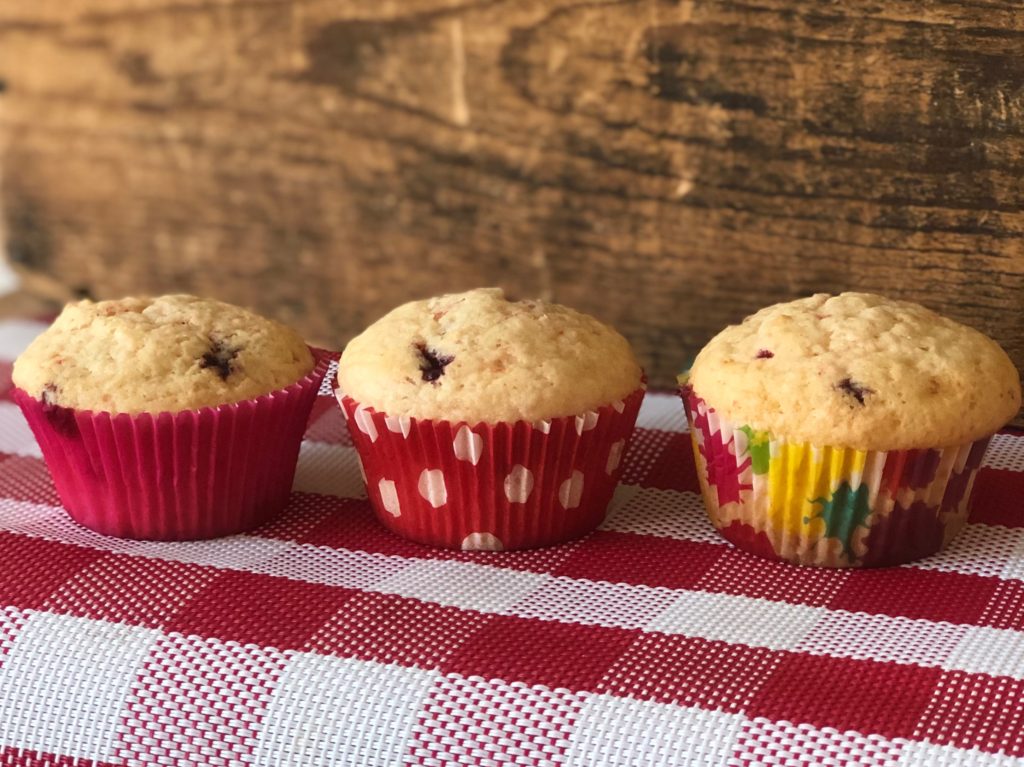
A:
414 343 455 383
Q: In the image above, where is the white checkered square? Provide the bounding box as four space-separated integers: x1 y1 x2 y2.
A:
944 626 1024 680
410 675 584 765
292 443 365 499
376 560 549 614
251 654 439 767
602 486 721 544
730 718 905 766
0 500 84 540
983 433 1024 473
255 546 415 590
113 634 289 767
0 402 42 458
511 577 678 630
913 525 1024 580
648 591 824 651
0 606 30 665
138 535 295 571
894 741 1024 766
999 534 1024 582
0 612 158 761
563 694 745 766
796 611 969 668
0 500 165 558
636 395 687 433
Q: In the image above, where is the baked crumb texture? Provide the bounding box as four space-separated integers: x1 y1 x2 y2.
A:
13 294 314 414
688 292 1020 451
337 288 643 424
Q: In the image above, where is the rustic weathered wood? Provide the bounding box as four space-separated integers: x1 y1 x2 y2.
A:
0 1 1022 415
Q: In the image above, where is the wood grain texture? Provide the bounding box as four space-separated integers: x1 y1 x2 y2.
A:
0 0 1022 410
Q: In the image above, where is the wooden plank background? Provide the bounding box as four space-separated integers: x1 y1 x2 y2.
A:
0 0 1022 407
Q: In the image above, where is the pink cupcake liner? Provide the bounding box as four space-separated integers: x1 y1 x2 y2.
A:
680 388 992 567
335 377 645 550
12 349 331 540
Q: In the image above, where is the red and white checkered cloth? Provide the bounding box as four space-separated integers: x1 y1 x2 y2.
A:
0 319 1021 767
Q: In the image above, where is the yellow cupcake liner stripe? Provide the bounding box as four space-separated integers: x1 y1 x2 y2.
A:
681 387 991 567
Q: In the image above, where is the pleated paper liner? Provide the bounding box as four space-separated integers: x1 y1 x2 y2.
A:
680 387 992 567
335 382 645 551
12 349 331 540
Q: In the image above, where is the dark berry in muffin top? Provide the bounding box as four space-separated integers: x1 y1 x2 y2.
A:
199 339 240 381
836 377 873 405
415 343 454 383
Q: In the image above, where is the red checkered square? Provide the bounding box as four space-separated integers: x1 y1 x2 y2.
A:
554 532 726 589
616 429 670 486
409 676 584 765
915 671 1024 756
0 534 105 609
43 557 220 628
697 548 851 607
749 653 941 739
113 634 290 766
598 633 782 712
303 397 350 445
614 423 696 491
970 468 1024 528
979 580 1024 631
444 615 637 691
309 591 492 667
165 571 356 651
0 747 119 766
642 431 702 493
0 456 59 505
828 568 998 624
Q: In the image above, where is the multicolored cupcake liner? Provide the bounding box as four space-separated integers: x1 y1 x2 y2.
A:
335 379 645 550
12 349 331 540
681 387 991 567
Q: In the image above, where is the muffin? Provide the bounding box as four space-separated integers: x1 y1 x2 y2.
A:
680 292 1020 567
12 295 329 540
335 288 645 550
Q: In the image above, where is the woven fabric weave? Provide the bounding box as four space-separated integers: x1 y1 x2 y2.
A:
0 321 1021 766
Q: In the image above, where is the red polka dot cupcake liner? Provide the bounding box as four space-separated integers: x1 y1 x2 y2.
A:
335 383 645 551
12 349 331 540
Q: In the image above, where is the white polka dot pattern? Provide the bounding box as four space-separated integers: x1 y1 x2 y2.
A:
559 471 585 509
384 414 412 438
606 440 625 474
353 404 378 442
378 479 401 516
418 469 448 508
504 465 535 504
576 411 600 435
460 532 504 551
336 387 646 550
453 425 483 465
